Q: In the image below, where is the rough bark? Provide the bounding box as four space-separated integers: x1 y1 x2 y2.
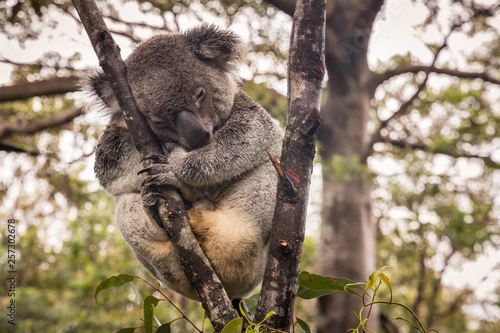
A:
0 107 82 140
254 0 325 331
267 0 383 331
0 76 79 102
71 1 237 331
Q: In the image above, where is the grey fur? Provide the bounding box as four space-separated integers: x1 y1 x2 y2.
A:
86 25 283 300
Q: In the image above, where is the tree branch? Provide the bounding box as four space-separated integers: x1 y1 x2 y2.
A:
369 3 500 89
0 143 39 155
363 76 428 162
0 58 76 71
0 76 80 102
371 65 500 89
264 0 295 16
365 25 457 161
0 106 82 140
103 14 168 32
424 249 456 328
67 5 158 44
357 0 384 27
254 0 325 331
433 150 500 169
377 138 500 169
71 1 237 331
412 247 427 316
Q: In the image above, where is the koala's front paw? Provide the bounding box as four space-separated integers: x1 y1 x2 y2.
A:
141 182 166 207
138 154 180 189
140 154 169 168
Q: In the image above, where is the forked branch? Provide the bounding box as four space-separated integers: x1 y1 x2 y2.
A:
254 0 325 330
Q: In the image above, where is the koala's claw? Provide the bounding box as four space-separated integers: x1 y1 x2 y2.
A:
141 174 162 187
137 165 165 176
141 182 166 207
137 167 150 176
141 154 160 162
141 154 168 165
138 154 171 176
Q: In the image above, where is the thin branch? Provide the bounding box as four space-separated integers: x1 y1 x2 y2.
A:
102 14 170 44
432 149 500 169
107 29 141 44
412 248 427 317
425 249 456 328
376 138 500 169
0 107 82 140
0 58 73 71
371 65 500 89
103 14 168 32
369 3 500 89
0 143 38 156
264 0 296 17
364 20 463 161
363 76 429 162
383 139 427 152
0 76 80 102
66 6 156 44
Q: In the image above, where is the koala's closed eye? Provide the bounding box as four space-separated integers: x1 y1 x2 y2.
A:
195 87 206 107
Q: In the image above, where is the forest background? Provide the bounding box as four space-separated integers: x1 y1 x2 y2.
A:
0 0 499 332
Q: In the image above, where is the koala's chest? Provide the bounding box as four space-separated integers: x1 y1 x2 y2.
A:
183 181 232 211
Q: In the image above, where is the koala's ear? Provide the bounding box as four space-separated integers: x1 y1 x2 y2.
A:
185 24 242 71
81 68 117 113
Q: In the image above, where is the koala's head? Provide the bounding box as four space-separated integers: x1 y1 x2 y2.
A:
86 24 242 149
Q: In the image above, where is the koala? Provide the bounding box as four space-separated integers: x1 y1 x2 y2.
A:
85 25 283 301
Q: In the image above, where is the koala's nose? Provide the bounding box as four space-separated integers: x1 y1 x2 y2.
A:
175 111 211 149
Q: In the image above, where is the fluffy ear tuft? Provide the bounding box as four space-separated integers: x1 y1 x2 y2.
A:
185 24 242 72
80 68 118 115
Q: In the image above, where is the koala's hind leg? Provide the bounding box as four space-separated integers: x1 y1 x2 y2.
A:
188 208 268 299
115 194 266 300
114 193 196 298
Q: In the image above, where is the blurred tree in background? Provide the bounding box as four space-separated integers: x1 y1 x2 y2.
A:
0 0 499 332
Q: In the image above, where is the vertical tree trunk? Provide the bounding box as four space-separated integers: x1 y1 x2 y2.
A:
316 0 383 331
318 77 378 333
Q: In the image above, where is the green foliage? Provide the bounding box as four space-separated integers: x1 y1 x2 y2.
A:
369 27 500 328
222 301 277 333
374 147 499 330
324 155 374 184
95 274 136 303
297 268 440 333
221 318 243 333
144 296 162 333
93 275 208 332
157 323 172 333
294 317 311 333
297 272 362 299
0 0 56 42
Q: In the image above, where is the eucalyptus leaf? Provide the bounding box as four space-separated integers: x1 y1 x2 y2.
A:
95 274 135 303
